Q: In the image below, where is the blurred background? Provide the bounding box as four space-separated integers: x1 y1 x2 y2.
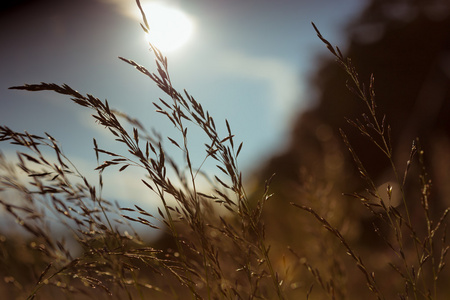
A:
1 0 450 298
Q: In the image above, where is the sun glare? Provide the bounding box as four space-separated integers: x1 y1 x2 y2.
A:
142 2 193 52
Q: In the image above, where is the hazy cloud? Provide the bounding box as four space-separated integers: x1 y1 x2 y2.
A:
217 50 301 119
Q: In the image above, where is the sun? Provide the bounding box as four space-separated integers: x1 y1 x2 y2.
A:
141 2 193 52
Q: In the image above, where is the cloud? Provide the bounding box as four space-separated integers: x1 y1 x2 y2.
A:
217 50 301 119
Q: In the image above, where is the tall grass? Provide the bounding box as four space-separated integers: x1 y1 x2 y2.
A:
1 1 448 299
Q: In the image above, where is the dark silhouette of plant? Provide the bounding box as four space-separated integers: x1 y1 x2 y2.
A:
1 1 283 299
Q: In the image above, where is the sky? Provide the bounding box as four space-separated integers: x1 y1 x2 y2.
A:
0 0 368 213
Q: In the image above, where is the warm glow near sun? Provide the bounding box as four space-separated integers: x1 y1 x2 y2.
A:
142 2 193 52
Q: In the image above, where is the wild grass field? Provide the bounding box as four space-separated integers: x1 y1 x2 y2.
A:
1 0 450 299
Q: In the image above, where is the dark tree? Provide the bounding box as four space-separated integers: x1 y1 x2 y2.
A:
256 0 450 296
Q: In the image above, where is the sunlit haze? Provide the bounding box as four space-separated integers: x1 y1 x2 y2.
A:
141 2 193 52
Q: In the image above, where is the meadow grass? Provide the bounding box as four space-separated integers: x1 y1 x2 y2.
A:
0 1 448 299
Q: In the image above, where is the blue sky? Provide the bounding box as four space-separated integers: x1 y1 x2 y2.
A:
0 0 368 211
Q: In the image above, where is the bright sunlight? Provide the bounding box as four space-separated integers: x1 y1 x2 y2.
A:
142 2 193 52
